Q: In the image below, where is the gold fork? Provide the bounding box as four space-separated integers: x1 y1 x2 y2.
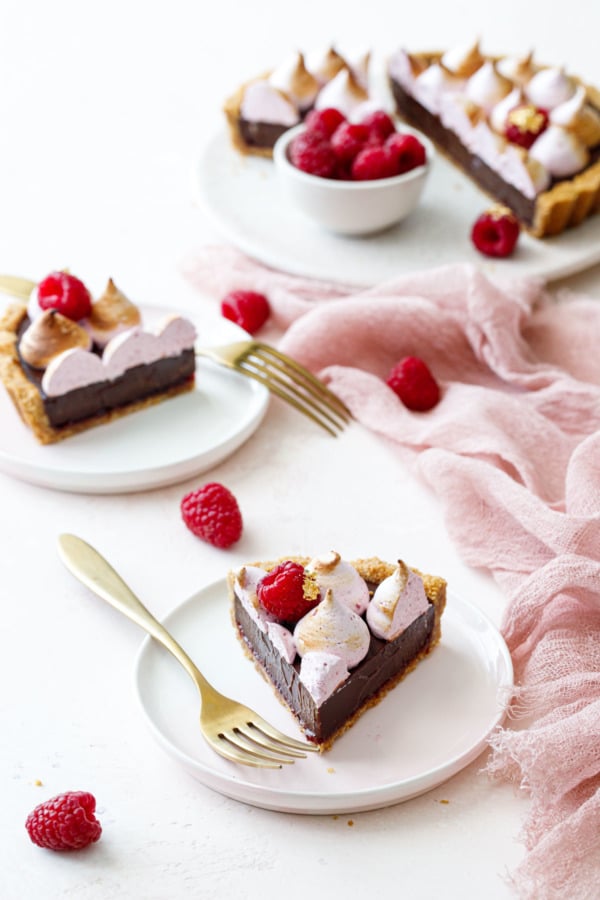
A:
197 341 350 436
0 274 351 436
57 533 319 768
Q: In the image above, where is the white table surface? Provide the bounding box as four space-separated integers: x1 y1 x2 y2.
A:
1 3 599 898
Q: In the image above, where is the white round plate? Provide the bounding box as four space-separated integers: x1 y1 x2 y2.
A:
134 579 513 814
195 130 600 286
0 308 268 494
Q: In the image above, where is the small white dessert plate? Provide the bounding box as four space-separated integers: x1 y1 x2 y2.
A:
195 129 600 285
134 580 513 814
0 307 268 494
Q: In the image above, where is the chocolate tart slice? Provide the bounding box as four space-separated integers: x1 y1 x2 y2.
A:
388 47 600 236
223 75 295 157
224 48 370 157
0 303 196 445
228 555 446 750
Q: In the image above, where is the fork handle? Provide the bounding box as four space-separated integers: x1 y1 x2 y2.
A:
57 533 217 700
0 274 37 301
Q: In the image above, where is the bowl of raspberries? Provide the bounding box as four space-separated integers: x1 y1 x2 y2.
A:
273 107 433 235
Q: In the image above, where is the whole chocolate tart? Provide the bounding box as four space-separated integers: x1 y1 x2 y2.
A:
228 555 446 750
388 45 600 236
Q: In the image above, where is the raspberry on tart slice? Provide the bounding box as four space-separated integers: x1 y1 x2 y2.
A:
37 272 92 321
471 205 521 258
257 560 321 624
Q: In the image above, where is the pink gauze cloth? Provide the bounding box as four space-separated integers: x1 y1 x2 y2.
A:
184 246 600 900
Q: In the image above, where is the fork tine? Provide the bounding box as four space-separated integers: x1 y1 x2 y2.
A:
209 735 286 769
243 353 350 430
235 724 309 758
196 341 351 435
227 729 298 764
239 348 351 434
248 718 320 753
251 343 352 420
219 732 296 766
239 360 344 436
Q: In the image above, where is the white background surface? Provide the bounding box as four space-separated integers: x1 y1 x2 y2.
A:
1 2 599 899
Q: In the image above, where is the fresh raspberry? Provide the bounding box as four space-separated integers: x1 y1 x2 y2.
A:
471 206 520 258
351 145 397 180
330 122 369 164
257 561 321 624
303 107 346 138
387 356 441 411
181 482 242 549
25 791 102 851
289 131 338 178
361 110 396 143
385 132 427 174
221 290 270 334
37 272 92 321
504 104 549 149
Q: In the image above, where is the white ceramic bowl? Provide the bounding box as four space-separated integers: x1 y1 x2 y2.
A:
273 123 435 236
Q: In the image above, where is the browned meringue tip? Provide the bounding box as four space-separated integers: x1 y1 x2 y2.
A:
275 51 320 103
441 39 485 78
405 51 428 78
344 66 369 101
569 105 600 147
310 551 341 575
310 46 348 83
88 278 141 332
19 309 91 369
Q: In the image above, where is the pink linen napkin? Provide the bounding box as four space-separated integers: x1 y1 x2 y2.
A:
184 246 600 900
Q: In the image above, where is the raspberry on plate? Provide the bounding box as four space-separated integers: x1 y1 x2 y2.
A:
221 290 270 334
181 482 243 549
303 107 346 138
385 132 427 173
37 272 92 321
257 560 321 624
471 206 521 258
289 131 338 178
25 791 102 851
387 356 441 411
351 145 397 180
